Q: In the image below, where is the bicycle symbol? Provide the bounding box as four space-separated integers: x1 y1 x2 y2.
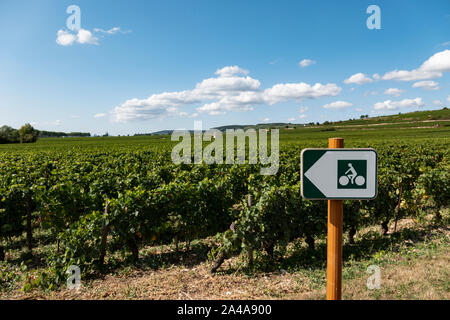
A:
339 162 365 186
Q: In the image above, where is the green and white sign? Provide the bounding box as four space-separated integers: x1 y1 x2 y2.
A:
301 148 377 200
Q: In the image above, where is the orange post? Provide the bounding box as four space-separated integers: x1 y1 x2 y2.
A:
327 137 344 300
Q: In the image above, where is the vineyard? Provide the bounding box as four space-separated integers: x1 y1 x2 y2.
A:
0 124 449 297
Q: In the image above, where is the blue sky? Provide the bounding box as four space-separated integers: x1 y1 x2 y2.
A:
0 0 449 135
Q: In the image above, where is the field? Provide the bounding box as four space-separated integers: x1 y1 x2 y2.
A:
0 109 449 300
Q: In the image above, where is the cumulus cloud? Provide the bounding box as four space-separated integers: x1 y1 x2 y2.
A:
323 101 353 109
382 50 450 81
264 83 341 105
373 97 424 110
432 100 442 106
299 59 316 67
111 66 342 121
420 50 450 72
343 73 373 85
76 29 99 45
77 29 98 45
57 25 129 46
448 95 450 103
56 29 77 46
382 69 441 81
196 76 260 93
94 113 107 118
411 80 440 90
56 28 98 46
215 66 249 77
383 88 404 97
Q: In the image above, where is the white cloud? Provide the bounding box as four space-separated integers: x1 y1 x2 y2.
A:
263 118 270 122
372 73 381 80
343 73 373 85
56 29 76 46
264 83 341 105
299 106 308 113
323 101 353 109
355 108 364 112
382 69 441 81
111 66 342 121
57 25 129 46
411 80 440 90
94 113 107 118
77 29 99 45
383 88 404 97
421 50 450 72
53 120 62 126
288 117 296 122
432 100 442 106
298 114 306 119
382 49 450 81
373 97 424 110
215 66 249 77
56 28 98 46
196 76 260 93
448 95 450 103
299 59 316 67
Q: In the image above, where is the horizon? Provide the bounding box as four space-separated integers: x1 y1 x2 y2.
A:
1 0 449 135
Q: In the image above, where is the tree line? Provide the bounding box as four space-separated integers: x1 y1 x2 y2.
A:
0 124 91 144
0 124 39 144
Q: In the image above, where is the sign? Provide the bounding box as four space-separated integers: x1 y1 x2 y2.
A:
301 148 377 200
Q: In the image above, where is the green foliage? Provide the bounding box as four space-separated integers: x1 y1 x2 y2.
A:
18 123 38 143
416 161 450 220
0 125 19 144
0 133 448 279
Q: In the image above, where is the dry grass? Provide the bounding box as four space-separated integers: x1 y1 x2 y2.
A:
342 253 449 300
5 247 448 300
1 216 449 300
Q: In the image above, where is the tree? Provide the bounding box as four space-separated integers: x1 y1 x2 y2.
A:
18 123 38 143
0 125 19 143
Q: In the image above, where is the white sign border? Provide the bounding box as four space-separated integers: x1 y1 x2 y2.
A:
301 148 378 200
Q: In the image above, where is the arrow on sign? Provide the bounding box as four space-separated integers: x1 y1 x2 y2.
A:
301 149 377 200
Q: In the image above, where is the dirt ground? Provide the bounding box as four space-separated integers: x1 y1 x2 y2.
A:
4 246 448 300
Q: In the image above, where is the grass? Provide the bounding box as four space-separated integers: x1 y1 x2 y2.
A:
1 214 448 300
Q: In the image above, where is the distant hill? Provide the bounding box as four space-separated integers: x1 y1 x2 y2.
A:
133 108 450 136
134 130 174 136
212 108 450 131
